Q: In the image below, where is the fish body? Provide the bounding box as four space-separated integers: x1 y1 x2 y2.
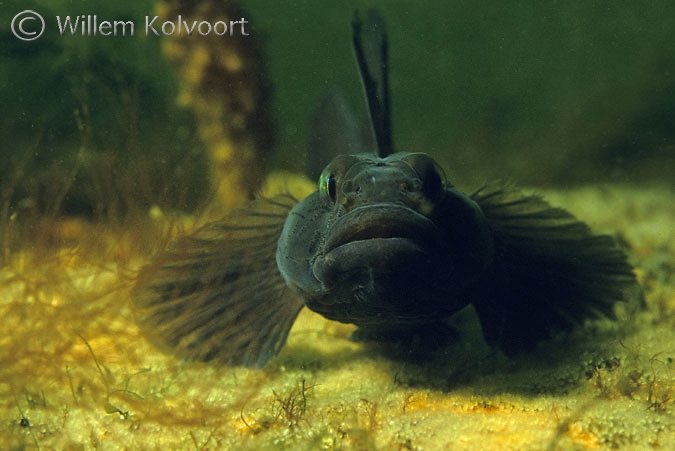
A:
133 11 638 368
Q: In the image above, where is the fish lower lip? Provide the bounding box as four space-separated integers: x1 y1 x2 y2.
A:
323 204 437 253
313 237 429 290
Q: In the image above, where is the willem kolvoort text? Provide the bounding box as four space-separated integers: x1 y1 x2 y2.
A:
56 15 249 36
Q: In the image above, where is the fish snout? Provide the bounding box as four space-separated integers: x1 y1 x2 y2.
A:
339 166 433 213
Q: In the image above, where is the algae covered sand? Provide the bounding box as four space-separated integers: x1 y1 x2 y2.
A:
1 179 674 450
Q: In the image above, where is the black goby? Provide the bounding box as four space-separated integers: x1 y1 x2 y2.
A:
134 10 638 368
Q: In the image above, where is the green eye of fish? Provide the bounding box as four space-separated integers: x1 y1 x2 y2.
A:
319 172 338 202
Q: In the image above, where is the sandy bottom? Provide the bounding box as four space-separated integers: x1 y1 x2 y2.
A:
1 178 673 450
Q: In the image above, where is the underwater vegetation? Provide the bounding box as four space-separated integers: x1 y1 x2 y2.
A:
1 1 675 450
1 0 208 224
158 0 274 208
0 0 271 240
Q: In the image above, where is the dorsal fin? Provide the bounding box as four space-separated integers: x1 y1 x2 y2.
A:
306 88 367 180
352 10 394 157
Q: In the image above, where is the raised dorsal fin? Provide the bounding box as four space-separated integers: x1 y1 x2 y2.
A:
352 10 393 157
306 88 368 181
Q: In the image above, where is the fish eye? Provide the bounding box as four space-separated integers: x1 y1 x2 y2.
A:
318 154 367 202
399 153 447 200
319 171 338 202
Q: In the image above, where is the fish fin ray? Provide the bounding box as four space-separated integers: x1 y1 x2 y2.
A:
470 184 638 354
306 88 370 180
134 195 303 368
352 9 393 157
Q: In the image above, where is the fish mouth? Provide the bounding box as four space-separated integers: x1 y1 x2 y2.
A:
312 203 441 299
323 204 437 254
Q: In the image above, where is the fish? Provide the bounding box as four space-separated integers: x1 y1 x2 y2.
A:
133 10 639 368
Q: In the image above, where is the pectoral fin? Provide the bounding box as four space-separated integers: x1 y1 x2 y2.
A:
470 185 639 354
133 195 303 368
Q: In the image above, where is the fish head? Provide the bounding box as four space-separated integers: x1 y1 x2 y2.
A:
320 152 446 213
277 152 494 329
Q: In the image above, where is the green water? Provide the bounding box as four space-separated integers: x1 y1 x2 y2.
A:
2 0 674 221
243 0 675 186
